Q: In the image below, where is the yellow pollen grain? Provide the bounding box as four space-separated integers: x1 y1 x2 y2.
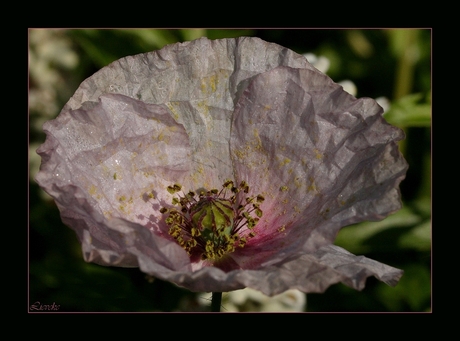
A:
280 158 291 166
165 102 180 121
197 100 210 116
233 148 245 160
280 185 288 191
115 167 124 180
100 164 109 177
314 148 323 160
209 74 218 92
307 177 317 192
200 74 218 95
143 171 153 177
89 185 97 196
278 209 287 217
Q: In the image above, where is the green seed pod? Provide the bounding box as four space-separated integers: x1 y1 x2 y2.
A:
190 198 234 237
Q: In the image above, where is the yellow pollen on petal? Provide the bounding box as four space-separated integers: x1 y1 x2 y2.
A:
200 74 218 95
280 158 291 166
165 102 180 121
89 185 97 196
314 148 323 160
307 176 318 193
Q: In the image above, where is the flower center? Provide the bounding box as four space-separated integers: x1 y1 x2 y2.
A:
160 180 264 261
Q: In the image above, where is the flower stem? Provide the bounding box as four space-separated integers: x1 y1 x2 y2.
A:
211 292 222 312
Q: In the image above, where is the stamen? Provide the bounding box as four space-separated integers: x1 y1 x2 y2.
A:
160 180 264 261
167 183 182 194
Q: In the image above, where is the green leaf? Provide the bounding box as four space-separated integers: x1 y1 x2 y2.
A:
180 29 207 41
376 264 431 311
398 220 431 251
335 206 422 254
384 93 431 127
121 29 179 49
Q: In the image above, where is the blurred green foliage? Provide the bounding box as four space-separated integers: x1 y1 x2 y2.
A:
28 28 431 312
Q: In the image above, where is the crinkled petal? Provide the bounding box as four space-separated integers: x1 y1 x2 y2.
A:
311 244 403 289
139 244 402 295
230 66 408 268
36 93 193 268
61 37 316 191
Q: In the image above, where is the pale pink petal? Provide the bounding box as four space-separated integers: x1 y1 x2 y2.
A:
136 244 402 295
229 66 407 268
61 37 316 192
36 93 193 268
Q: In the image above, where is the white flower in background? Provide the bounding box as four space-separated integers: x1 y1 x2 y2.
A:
305 53 390 112
305 53 357 96
29 29 79 196
303 53 330 74
198 288 306 312
29 142 42 181
376 96 391 113
29 29 79 124
337 80 357 97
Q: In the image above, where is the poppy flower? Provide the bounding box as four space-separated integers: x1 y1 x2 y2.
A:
35 36 408 296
